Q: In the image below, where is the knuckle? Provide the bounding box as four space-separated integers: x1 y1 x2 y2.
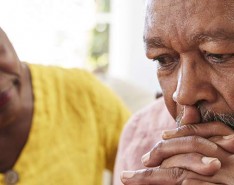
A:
146 141 166 166
153 140 165 155
178 124 198 135
187 136 203 150
142 168 154 177
169 167 185 180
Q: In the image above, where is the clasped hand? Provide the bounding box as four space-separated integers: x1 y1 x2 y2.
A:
121 122 234 185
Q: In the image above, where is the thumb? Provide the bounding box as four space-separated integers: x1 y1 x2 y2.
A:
163 106 202 139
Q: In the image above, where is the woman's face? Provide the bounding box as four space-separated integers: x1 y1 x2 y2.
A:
0 28 23 128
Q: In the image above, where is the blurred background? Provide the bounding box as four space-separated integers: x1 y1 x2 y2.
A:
0 0 161 113
0 0 160 111
0 0 161 183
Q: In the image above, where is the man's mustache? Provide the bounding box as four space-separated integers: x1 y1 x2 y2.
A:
176 105 234 130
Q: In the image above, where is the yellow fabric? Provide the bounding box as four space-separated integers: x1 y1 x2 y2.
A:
0 64 130 185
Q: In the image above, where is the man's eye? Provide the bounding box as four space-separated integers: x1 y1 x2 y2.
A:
153 55 178 69
204 52 234 63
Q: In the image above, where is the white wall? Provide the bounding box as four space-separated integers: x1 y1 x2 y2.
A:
0 0 95 68
109 0 161 94
0 0 161 94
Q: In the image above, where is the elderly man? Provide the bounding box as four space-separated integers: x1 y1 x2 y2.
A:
115 0 234 184
0 28 130 185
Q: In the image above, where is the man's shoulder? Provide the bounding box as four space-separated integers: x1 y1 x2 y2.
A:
127 97 175 131
120 97 176 154
117 97 176 170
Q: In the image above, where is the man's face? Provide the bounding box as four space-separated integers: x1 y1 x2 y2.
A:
144 0 234 126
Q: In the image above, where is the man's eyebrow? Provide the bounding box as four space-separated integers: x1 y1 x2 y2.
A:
143 30 234 49
191 30 234 43
143 36 166 49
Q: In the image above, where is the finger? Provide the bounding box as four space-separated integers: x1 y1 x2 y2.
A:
121 167 188 185
209 134 234 153
141 136 227 167
161 153 221 176
162 122 233 140
182 179 220 185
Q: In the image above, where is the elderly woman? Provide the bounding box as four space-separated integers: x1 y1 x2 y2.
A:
0 28 130 185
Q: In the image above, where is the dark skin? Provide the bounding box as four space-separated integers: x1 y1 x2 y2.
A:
0 28 33 172
121 0 234 184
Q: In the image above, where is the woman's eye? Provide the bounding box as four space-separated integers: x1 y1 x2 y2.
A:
153 55 178 69
204 52 234 63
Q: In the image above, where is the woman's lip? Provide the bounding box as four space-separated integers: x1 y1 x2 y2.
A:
0 87 12 109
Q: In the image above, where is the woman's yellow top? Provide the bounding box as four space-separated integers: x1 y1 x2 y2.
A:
0 64 130 185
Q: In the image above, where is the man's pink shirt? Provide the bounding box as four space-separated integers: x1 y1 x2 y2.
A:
113 97 176 185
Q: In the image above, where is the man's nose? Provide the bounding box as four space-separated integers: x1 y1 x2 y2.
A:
172 55 217 106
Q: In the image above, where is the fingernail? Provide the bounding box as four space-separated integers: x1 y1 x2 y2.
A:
162 129 177 138
202 157 219 165
121 171 135 179
141 152 150 164
223 134 234 140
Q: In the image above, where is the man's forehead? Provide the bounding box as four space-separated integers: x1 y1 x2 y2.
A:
146 0 233 14
145 0 234 33
144 0 234 51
